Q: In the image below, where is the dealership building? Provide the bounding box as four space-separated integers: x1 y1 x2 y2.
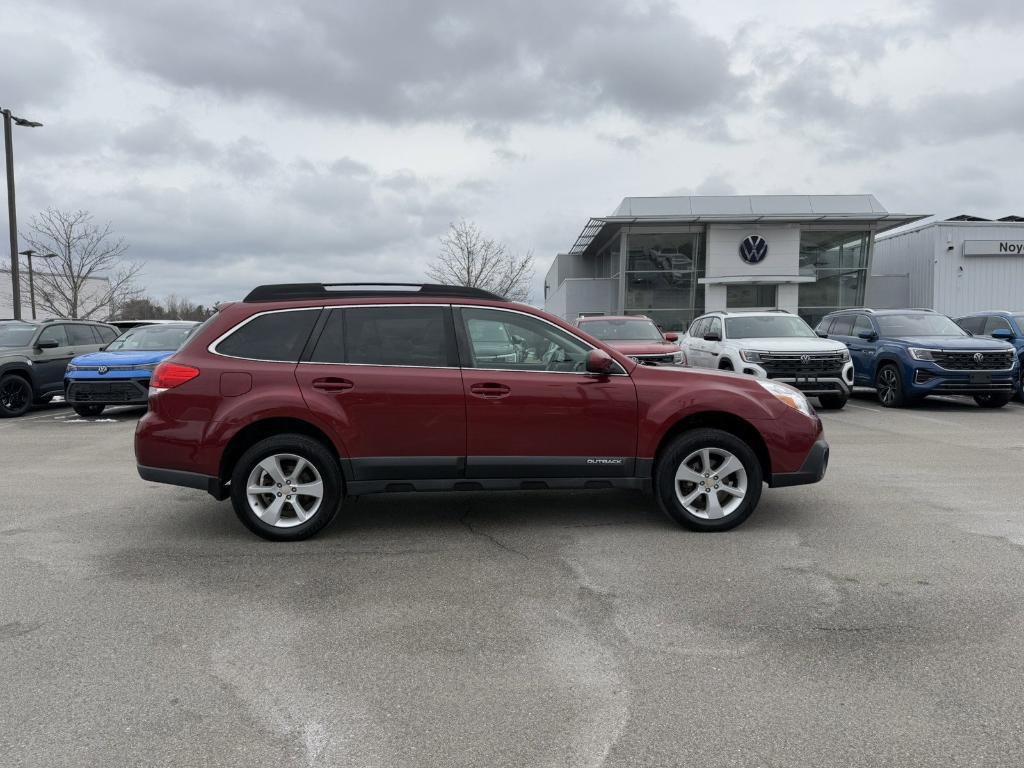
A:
543 195 926 330
871 215 1024 318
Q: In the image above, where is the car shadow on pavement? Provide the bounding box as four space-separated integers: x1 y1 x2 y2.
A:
849 388 1015 412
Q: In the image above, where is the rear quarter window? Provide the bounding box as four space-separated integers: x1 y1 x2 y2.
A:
215 309 319 362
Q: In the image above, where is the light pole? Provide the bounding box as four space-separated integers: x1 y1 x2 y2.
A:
2 108 43 320
19 249 55 319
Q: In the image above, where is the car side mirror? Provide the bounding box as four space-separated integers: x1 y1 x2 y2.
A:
585 349 617 375
663 332 678 342
857 330 877 341
816 330 828 338
991 329 1014 341
35 339 59 349
703 332 721 342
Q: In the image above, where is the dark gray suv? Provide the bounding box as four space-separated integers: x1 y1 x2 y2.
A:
0 319 118 417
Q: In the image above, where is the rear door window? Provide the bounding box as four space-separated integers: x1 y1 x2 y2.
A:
830 315 854 336
310 306 455 367
67 325 99 345
216 309 320 362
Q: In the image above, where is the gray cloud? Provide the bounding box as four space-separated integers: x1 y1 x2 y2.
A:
0 34 78 111
45 0 741 126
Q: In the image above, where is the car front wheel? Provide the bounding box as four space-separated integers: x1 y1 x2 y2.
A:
230 434 342 541
875 365 907 408
0 374 33 418
974 392 1012 408
655 428 763 532
73 404 105 417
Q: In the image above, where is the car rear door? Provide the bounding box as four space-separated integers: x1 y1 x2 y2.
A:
455 305 638 479
295 304 467 482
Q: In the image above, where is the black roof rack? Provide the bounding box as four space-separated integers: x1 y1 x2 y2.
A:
243 283 505 303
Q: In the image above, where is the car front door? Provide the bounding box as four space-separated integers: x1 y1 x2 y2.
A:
704 317 724 367
32 324 77 394
295 304 467 482
849 315 877 383
455 306 638 478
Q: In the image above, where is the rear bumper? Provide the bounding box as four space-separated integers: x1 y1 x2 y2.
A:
769 436 829 488
137 464 228 500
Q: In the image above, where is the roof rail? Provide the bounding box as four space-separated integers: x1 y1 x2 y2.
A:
243 283 505 303
906 307 937 312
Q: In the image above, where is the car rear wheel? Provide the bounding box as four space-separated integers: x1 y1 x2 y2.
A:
73 404 105 417
0 374 33 418
974 392 1012 408
875 365 906 408
655 428 763 532
816 394 848 410
230 434 342 541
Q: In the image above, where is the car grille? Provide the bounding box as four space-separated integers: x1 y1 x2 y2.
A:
757 351 846 378
931 350 1015 371
630 354 677 365
74 365 134 372
66 380 148 403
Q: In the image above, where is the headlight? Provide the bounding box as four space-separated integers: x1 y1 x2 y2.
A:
740 350 764 363
908 348 934 361
131 363 158 371
672 351 685 365
755 379 814 419
839 349 851 362
66 364 79 372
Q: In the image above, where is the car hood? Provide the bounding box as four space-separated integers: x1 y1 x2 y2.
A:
70 350 176 366
729 337 847 353
887 336 1015 350
603 340 679 355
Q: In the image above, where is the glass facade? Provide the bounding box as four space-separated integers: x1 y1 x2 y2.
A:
797 230 870 326
623 231 704 331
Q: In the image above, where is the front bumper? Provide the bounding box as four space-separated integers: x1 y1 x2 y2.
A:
65 376 150 405
744 361 854 397
770 436 829 488
906 364 1018 397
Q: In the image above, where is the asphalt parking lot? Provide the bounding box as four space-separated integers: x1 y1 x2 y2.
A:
3 394 1024 767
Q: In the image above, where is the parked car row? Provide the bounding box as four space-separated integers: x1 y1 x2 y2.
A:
0 318 197 418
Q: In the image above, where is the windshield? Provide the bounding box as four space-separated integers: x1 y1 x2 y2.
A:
0 322 38 347
724 315 816 339
106 324 197 351
1014 316 1024 329
876 314 967 337
581 318 664 341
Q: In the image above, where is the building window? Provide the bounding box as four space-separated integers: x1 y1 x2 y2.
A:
726 284 777 309
798 231 870 324
623 231 704 332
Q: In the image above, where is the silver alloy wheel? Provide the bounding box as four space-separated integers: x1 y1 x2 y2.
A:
673 447 748 520
245 453 324 528
878 368 898 405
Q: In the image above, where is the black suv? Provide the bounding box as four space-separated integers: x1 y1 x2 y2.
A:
0 319 119 417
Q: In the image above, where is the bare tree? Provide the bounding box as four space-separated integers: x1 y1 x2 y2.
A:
21 208 143 319
426 220 534 302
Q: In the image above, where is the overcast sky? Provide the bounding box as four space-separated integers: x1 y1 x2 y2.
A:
2 0 1022 306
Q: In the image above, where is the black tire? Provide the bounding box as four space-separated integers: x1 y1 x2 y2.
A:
230 434 342 541
875 364 906 408
816 393 848 410
654 428 763 532
0 374 33 418
974 392 1012 408
73 404 105 417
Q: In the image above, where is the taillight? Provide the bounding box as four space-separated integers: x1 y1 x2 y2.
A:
150 362 200 391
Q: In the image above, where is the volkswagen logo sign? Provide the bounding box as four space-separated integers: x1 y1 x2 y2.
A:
98 366 109 374
739 235 768 264
800 354 811 363
973 352 984 364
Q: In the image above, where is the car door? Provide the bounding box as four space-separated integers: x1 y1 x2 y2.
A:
684 318 709 368
848 315 877 383
704 317 724 367
68 323 105 358
295 304 467 481
32 324 77 393
455 305 638 478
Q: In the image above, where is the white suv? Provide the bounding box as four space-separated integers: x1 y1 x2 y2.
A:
680 310 855 409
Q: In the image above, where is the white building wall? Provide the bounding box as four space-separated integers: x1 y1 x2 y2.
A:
872 227 936 309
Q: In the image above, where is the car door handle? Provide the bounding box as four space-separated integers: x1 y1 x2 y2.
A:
312 377 354 393
469 382 511 399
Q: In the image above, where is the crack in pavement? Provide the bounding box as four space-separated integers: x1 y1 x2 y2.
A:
458 507 529 559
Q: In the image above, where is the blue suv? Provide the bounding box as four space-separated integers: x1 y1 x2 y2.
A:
64 322 198 416
817 309 1018 408
955 310 1024 402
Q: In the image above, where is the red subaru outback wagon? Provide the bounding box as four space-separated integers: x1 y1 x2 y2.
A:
136 283 829 541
